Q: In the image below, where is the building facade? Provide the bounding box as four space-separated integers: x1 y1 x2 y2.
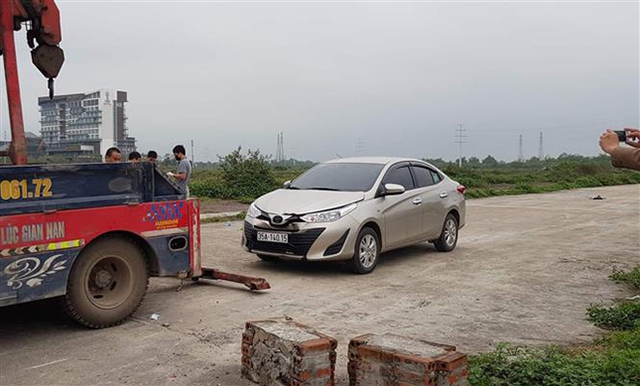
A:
39 89 136 158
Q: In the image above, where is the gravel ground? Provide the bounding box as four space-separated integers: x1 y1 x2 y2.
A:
1 184 638 386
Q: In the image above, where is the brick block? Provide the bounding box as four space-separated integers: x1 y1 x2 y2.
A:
348 334 469 386
242 318 338 386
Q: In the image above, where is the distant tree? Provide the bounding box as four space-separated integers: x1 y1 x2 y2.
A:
481 155 499 166
423 158 449 168
218 147 277 198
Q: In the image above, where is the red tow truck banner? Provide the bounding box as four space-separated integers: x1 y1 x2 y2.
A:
0 201 191 255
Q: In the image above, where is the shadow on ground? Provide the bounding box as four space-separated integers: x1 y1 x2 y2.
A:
245 242 443 275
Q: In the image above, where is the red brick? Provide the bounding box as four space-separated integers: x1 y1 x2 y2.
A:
297 338 336 355
241 318 337 386
348 333 469 386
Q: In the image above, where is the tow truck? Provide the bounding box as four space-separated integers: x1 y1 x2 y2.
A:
0 0 270 328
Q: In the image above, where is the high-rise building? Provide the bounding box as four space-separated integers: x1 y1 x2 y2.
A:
39 89 136 158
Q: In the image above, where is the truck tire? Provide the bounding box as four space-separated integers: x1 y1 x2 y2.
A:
63 237 148 328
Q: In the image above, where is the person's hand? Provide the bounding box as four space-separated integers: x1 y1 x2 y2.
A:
167 172 175 178
625 128 640 148
599 129 620 154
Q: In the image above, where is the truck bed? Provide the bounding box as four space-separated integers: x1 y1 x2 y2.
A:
0 162 185 216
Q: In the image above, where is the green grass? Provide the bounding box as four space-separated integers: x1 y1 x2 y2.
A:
443 163 640 199
611 268 640 291
189 157 640 202
200 211 246 224
469 267 640 385
469 336 640 386
587 302 640 331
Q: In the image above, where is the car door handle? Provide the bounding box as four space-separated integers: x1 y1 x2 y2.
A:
412 197 423 205
439 192 448 199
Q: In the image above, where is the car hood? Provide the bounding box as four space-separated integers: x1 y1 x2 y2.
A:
255 189 365 215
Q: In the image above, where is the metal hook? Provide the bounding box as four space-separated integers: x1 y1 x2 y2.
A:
48 78 54 99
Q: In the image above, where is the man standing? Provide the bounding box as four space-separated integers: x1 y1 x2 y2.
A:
146 150 158 163
128 151 142 163
599 128 640 171
167 145 192 196
104 147 122 163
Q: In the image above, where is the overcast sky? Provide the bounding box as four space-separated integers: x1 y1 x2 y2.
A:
1 0 638 162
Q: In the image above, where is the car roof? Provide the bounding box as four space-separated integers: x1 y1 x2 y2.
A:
324 156 424 165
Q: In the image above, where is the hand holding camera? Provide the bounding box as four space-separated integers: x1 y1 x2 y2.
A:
618 128 640 148
601 128 640 155
600 127 640 171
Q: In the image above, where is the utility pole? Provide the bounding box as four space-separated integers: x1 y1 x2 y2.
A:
275 132 285 162
518 134 524 162
455 124 467 167
538 132 544 159
355 138 365 155
290 146 297 165
190 139 195 168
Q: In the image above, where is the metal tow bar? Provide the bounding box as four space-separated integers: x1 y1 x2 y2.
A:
198 268 271 291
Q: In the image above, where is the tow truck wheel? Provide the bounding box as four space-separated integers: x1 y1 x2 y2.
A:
63 237 148 328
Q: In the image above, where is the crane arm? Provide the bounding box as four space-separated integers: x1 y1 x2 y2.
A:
0 0 64 165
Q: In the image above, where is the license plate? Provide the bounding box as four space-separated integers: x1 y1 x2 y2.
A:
257 231 289 243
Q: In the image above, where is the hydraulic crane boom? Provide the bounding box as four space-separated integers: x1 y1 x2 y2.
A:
0 0 64 165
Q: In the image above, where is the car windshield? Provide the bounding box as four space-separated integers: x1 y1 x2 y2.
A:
289 163 384 192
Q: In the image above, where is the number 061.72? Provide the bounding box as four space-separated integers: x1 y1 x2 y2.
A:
0 178 53 200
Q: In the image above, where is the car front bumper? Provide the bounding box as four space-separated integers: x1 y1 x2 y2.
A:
242 215 359 261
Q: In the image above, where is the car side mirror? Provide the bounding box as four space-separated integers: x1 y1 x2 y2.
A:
283 180 291 188
382 183 405 196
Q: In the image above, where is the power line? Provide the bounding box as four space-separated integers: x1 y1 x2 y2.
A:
455 124 467 167
450 119 620 134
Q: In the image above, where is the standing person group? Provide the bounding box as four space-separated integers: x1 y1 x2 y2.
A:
103 145 192 196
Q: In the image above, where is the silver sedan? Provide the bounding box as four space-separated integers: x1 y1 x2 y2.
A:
242 157 466 273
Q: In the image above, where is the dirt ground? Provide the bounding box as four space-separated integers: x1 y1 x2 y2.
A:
1 185 639 386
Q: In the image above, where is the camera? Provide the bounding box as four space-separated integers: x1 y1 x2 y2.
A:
614 130 627 142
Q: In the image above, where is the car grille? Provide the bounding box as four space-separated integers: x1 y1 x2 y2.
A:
244 222 325 257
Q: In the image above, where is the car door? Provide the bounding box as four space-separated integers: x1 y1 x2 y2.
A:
379 164 423 247
411 164 448 239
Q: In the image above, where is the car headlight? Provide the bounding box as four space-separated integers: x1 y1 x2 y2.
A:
246 203 261 218
301 203 357 223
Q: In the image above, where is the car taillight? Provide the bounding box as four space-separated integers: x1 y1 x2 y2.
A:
457 185 466 195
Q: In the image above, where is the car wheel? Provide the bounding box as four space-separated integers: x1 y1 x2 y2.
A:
257 254 279 262
434 213 459 252
351 227 380 274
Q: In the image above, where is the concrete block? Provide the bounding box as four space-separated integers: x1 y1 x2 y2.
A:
348 333 469 386
242 318 338 386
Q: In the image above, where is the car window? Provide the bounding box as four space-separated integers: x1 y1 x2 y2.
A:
412 166 435 188
383 166 415 190
431 171 442 183
290 163 385 192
